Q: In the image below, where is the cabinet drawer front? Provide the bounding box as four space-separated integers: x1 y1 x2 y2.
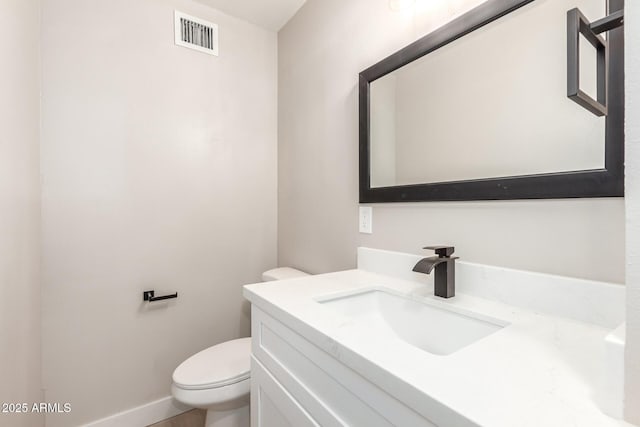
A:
252 307 435 427
252 356 319 427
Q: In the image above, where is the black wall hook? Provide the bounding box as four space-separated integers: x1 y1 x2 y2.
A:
143 290 178 302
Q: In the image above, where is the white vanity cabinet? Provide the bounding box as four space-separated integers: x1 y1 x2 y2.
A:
250 306 438 427
251 359 317 427
245 255 628 427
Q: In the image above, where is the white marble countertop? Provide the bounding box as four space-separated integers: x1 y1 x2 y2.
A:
244 269 635 427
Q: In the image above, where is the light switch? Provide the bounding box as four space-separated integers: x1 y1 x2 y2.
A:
359 206 373 234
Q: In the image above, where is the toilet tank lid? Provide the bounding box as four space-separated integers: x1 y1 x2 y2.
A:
172 337 250 390
262 267 309 281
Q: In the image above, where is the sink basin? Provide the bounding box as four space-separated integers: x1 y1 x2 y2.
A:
318 288 507 355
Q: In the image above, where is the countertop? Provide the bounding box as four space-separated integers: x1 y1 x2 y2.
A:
243 269 634 427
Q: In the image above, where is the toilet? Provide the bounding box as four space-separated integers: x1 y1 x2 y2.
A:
171 267 309 427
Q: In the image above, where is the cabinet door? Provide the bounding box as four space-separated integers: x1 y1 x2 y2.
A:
252 357 319 427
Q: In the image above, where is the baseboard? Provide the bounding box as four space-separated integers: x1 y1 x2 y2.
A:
83 396 191 427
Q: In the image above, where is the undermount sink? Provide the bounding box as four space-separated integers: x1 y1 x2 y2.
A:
317 288 508 355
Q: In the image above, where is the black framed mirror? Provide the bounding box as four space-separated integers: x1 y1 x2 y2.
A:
359 0 624 203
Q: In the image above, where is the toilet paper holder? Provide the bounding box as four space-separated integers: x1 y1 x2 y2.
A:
143 290 178 302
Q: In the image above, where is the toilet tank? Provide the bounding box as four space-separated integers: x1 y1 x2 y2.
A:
262 267 309 282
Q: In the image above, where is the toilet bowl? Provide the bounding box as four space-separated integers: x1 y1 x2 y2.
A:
171 267 308 427
172 338 251 427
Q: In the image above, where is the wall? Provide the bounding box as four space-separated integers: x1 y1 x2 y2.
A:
40 0 277 425
0 0 42 426
278 0 625 284
626 0 640 422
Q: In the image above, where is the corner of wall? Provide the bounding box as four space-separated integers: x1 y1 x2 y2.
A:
625 0 640 424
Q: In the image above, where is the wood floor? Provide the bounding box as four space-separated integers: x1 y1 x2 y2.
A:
147 409 206 427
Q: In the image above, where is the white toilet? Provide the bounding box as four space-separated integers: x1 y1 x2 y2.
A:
171 267 309 427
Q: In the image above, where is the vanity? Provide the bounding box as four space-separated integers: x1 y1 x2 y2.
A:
242 0 630 424
243 248 628 427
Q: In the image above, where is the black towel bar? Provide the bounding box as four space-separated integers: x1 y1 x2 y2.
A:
143 290 178 302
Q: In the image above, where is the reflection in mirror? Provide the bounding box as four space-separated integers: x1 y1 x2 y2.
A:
370 0 605 188
360 0 623 203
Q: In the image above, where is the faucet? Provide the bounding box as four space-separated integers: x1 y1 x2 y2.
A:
412 246 458 298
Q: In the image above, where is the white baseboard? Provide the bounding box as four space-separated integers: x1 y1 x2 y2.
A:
83 396 191 427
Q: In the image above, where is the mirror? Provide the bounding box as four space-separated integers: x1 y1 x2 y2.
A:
359 0 624 203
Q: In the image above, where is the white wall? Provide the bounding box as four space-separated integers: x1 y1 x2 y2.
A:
626 0 640 422
0 0 43 426
278 0 625 284
40 0 277 425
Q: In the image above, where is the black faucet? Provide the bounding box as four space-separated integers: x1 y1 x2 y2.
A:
412 246 458 298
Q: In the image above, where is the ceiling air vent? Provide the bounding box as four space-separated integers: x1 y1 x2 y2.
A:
174 11 218 56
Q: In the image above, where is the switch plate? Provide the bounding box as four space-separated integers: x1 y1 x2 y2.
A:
359 206 373 234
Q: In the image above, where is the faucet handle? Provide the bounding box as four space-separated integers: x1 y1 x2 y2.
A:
423 246 455 258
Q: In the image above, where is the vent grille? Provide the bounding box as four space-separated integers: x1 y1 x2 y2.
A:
174 11 218 56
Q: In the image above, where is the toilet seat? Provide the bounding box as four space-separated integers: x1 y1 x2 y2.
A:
172 338 251 409
172 377 250 408
173 337 251 390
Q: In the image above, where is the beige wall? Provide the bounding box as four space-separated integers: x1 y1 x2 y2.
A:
40 0 277 425
0 0 43 426
626 0 640 422
278 0 625 283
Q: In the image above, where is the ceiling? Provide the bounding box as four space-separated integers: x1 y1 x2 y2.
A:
193 0 307 31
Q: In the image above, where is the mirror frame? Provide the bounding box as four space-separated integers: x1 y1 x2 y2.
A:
359 0 624 203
